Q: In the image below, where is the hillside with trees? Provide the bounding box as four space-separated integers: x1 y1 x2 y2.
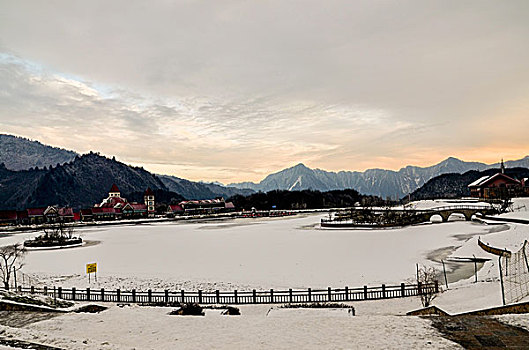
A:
0 134 77 171
0 152 167 210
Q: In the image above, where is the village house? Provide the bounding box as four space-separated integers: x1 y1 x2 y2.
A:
0 206 75 226
468 160 527 199
178 197 235 215
43 206 75 223
0 210 18 226
166 204 184 217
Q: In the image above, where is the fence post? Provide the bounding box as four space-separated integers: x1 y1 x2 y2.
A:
148 289 152 303
270 289 274 303
87 288 90 301
181 290 185 303
328 287 332 301
31 286 34 294
473 255 478 283
434 280 439 293
499 256 506 305
234 290 238 304
58 287 62 299
252 289 257 304
523 241 529 272
72 287 76 301
132 289 136 303
363 286 368 300
165 290 169 304
442 260 449 289
117 289 121 302
211 289 220 304
289 289 293 303
18 286 22 293
44 286 48 296
382 284 385 298
401 283 405 297
101 288 105 302
345 286 349 301
308 288 312 302
198 290 202 304
417 282 422 295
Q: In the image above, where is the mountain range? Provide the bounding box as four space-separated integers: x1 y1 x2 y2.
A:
2 133 528 206
229 156 529 199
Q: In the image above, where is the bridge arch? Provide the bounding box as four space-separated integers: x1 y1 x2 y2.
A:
429 214 444 223
447 212 467 222
471 212 483 221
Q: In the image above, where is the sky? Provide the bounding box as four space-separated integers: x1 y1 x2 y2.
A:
1 1 528 184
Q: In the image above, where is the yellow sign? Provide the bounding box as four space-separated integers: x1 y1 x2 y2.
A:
86 263 97 274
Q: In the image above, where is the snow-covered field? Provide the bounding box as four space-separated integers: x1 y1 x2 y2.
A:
1 199 528 349
0 213 506 291
0 303 460 350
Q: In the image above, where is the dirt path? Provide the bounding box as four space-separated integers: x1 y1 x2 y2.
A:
429 315 529 349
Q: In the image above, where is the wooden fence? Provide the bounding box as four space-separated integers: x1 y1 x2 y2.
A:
16 282 438 305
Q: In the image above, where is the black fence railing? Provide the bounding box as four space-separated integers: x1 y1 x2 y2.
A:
16 282 438 305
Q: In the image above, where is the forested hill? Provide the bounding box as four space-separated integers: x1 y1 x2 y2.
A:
408 167 529 200
0 152 252 210
0 134 77 171
159 175 254 200
0 153 169 210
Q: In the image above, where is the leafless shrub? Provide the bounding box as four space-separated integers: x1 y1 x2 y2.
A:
0 243 26 290
417 265 441 307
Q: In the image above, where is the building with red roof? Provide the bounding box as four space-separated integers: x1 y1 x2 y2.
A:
166 204 184 217
468 160 526 199
92 207 121 220
144 187 155 216
26 208 46 224
178 198 226 214
109 184 121 196
88 184 155 220
80 209 93 221
0 210 18 225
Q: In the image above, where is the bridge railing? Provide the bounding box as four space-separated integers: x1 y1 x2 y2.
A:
15 282 438 305
325 205 496 217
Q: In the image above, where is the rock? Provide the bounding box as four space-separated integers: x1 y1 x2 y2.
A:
221 306 240 315
169 303 204 316
74 304 107 313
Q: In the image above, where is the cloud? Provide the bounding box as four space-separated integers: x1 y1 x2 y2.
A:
1 54 413 182
1 1 529 182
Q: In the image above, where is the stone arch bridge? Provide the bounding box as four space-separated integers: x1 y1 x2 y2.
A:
411 205 499 222
321 205 500 227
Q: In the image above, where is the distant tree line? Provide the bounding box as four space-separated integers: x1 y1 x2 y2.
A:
227 189 386 211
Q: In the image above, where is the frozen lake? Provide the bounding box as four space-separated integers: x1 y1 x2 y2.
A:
0 214 500 290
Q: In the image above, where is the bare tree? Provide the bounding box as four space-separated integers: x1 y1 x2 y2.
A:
0 243 26 290
417 265 440 307
43 221 75 239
